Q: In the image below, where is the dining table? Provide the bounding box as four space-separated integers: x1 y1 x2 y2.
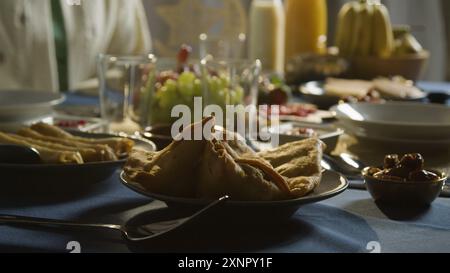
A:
0 81 449 253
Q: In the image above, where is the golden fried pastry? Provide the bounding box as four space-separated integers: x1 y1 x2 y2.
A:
212 127 255 156
0 132 83 164
18 128 117 161
123 117 324 201
0 122 135 164
5 133 107 163
196 139 289 201
30 122 134 157
123 118 212 197
257 138 324 197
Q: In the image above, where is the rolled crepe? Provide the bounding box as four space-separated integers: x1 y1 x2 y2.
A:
257 138 324 197
6 133 100 163
123 118 211 197
18 128 117 161
30 122 134 157
196 139 287 201
125 117 290 200
124 117 324 201
0 132 83 164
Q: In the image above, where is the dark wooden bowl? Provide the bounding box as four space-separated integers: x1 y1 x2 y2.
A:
363 169 447 207
349 51 429 81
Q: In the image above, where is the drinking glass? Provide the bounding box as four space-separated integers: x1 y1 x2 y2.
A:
198 33 247 60
200 57 262 136
138 57 203 128
97 54 156 133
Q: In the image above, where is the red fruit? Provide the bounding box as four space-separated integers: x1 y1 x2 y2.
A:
177 44 192 65
268 88 288 105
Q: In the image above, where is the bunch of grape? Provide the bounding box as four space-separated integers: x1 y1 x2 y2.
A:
141 45 245 125
147 71 244 125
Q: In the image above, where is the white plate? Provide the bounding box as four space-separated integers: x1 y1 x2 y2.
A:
338 122 450 146
266 122 344 153
331 102 450 141
299 81 427 109
0 90 65 122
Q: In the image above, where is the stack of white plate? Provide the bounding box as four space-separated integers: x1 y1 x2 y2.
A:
0 90 65 132
331 102 450 145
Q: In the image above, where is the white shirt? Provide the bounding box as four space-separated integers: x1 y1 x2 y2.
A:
0 0 152 92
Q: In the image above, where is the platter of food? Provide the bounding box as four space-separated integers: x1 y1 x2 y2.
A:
120 117 348 219
299 77 427 109
0 123 156 193
259 103 336 124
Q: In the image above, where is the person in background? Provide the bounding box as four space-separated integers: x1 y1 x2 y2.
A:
0 0 152 93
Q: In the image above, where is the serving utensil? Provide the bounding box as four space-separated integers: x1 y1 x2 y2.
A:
0 196 229 243
321 153 366 180
427 92 450 104
0 145 42 164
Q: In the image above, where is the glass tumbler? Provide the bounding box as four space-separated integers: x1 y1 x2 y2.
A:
97 54 156 134
200 57 262 136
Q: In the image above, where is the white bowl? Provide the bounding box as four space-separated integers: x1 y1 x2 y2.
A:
267 122 344 153
331 102 450 141
0 90 64 123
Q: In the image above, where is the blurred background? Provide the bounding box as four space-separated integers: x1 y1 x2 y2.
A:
1 0 449 94
144 0 449 81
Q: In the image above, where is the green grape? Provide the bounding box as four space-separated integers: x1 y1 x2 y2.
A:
218 74 230 90
156 86 171 109
178 72 196 101
178 83 193 102
165 79 178 93
178 71 196 85
229 89 239 105
193 78 202 97
233 86 244 104
208 76 221 93
212 88 228 108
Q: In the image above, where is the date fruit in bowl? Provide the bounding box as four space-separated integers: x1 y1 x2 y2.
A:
362 153 447 207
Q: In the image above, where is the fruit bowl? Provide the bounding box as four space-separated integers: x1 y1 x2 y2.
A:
363 169 446 207
348 51 429 81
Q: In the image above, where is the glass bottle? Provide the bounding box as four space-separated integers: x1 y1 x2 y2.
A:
285 0 328 63
248 0 285 74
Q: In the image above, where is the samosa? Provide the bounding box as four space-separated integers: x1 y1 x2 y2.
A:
123 116 324 200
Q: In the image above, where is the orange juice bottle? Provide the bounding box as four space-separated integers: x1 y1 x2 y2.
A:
285 0 328 63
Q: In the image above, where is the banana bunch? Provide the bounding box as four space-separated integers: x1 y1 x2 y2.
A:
335 0 394 58
393 25 424 55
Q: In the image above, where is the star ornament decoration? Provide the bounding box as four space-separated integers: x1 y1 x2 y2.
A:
154 0 247 56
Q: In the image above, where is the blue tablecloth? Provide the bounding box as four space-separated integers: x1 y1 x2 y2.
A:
0 82 449 253
1 172 449 253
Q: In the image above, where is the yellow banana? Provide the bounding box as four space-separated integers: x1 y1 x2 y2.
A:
352 2 374 56
335 2 358 56
372 3 394 57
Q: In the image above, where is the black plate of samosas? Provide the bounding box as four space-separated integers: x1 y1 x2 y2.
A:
121 170 348 220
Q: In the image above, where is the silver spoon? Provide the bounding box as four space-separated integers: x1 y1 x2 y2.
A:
338 153 367 171
0 196 229 243
0 145 42 164
322 153 367 180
